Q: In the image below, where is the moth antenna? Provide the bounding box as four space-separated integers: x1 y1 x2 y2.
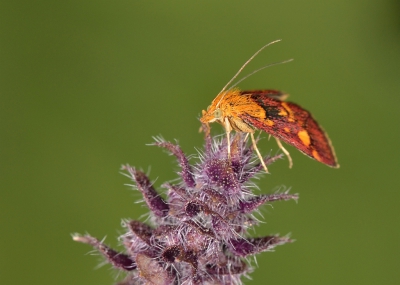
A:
216 39 282 107
229 58 293 90
220 39 282 94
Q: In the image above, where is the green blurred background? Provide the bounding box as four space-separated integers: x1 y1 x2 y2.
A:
1 1 399 284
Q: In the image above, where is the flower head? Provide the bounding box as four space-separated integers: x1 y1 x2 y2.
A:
73 131 298 285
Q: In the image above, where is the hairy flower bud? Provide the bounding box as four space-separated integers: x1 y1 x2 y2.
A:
74 132 298 285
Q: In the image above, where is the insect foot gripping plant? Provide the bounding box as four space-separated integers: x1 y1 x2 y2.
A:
73 130 298 285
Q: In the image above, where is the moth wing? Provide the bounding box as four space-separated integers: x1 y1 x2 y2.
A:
240 89 289 101
239 92 338 167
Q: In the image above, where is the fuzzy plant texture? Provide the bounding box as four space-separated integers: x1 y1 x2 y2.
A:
73 131 298 285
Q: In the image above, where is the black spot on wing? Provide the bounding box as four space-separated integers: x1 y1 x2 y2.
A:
248 93 282 120
263 106 281 119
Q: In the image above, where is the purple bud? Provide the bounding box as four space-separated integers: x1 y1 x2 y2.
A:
74 133 298 284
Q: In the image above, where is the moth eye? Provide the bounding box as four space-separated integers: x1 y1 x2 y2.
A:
213 109 222 119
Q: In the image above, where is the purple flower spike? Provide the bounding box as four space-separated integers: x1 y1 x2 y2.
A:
73 235 136 271
229 236 292 257
74 132 298 285
153 138 196 188
123 166 169 218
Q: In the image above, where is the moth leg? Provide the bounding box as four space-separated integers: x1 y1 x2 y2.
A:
250 132 269 174
275 138 293 168
224 117 232 158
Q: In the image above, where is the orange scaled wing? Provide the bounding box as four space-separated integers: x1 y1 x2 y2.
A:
239 90 338 167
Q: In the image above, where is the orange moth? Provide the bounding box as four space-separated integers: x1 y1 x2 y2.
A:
200 40 339 173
